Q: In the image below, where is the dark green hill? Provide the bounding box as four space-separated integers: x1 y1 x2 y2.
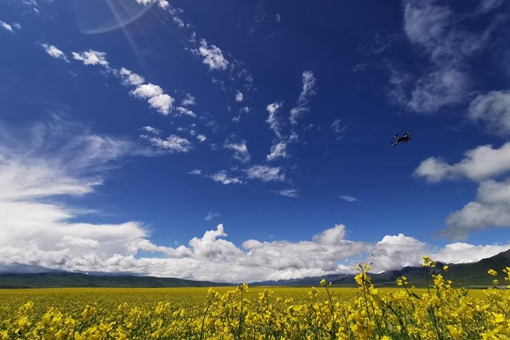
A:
0 272 226 288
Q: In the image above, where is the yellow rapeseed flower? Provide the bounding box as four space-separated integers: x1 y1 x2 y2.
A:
488 269 498 277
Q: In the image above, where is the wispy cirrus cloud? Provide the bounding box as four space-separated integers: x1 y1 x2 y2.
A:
338 195 359 202
204 212 220 221
208 170 244 185
274 189 298 198
140 134 193 153
266 142 288 161
331 119 347 140
266 101 283 139
290 71 316 124
224 140 251 163
246 165 285 182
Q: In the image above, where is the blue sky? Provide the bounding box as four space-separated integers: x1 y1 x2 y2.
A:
1 0 510 282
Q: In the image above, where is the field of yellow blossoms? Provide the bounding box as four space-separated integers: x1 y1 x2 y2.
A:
1 257 510 340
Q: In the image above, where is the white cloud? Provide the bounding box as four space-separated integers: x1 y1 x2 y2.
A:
158 0 169 9
338 195 359 202
266 142 288 161
442 178 510 240
468 90 510 137
275 189 298 198
414 142 510 183
181 94 197 107
176 106 196 118
0 131 507 285
132 84 174 115
132 83 163 98
415 141 510 239
189 169 202 175
196 39 229 71
141 134 192 153
477 0 504 13
275 13 281 23
397 0 495 113
141 126 161 135
408 67 469 113
208 170 244 185
0 119 179 274
40 43 69 62
312 224 346 245
72 50 109 66
119 68 145 86
290 71 316 124
235 91 244 102
204 212 220 221
148 94 173 115
224 141 251 163
368 234 428 272
266 101 283 139
246 165 285 182
196 134 207 143
12 23 22 30
331 119 347 139
0 21 13 33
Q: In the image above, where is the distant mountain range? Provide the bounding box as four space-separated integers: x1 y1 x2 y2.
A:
1 248 509 288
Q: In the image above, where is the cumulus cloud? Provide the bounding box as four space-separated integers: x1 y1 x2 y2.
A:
235 91 244 102
140 134 192 153
40 43 69 62
368 234 428 272
0 130 507 285
442 178 510 240
0 119 180 274
196 134 207 143
119 68 145 86
224 141 251 163
274 189 298 198
0 21 14 33
266 142 288 161
189 169 202 175
290 71 316 124
176 106 196 118
208 170 244 185
181 94 197 107
415 142 510 239
195 39 229 71
414 142 510 183
468 90 510 137
246 165 285 182
72 50 109 66
204 212 220 221
141 126 161 135
131 84 174 115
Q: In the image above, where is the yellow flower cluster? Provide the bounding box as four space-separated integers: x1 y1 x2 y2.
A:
0 259 509 339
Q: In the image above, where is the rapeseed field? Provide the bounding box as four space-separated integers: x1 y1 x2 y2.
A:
1 257 509 339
